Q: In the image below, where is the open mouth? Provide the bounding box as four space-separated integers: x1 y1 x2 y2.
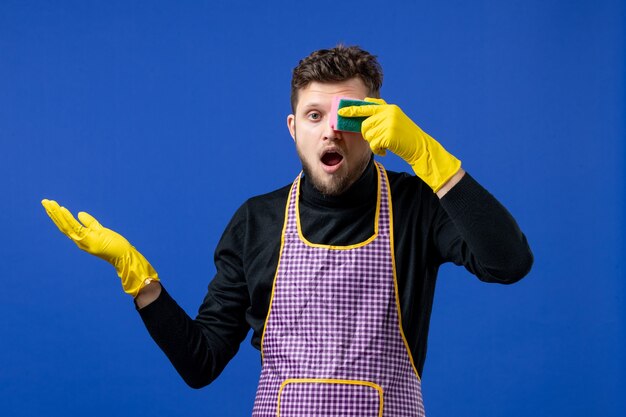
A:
321 151 344 167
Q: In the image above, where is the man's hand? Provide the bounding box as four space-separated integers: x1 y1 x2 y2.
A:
41 199 159 297
338 98 462 192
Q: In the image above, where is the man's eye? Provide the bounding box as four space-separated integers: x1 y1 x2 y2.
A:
307 112 321 121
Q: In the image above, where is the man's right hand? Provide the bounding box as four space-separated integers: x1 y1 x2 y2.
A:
338 98 462 193
41 199 160 298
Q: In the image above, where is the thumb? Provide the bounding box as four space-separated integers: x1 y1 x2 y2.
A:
78 211 103 230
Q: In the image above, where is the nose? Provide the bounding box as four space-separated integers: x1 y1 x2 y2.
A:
324 117 343 141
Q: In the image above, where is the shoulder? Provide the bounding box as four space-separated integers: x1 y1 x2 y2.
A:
240 183 292 215
382 167 446 235
227 183 293 231
216 182 292 247
385 168 439 207
245 183 292 207
386 169 417 188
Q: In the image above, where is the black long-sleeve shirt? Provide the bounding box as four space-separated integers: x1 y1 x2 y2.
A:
138 159 533 388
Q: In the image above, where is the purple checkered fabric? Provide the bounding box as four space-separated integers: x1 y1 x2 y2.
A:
252 162 426 417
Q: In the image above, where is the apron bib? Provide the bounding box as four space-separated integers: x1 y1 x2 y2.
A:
252 162 425 417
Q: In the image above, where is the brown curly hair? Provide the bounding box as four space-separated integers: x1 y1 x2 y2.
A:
290 44 383 112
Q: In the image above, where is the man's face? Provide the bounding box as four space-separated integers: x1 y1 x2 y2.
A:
287 78 373 196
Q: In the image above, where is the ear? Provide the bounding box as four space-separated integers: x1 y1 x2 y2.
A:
287 114 296 141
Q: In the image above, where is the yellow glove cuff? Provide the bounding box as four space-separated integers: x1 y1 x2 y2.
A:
408 132 462 192
113 247 160 298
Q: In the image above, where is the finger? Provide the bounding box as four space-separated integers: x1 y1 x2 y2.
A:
42 199 74 237
337 104 386 118
361 112 386 138
366 136 388 157
41 199 58 220
58 206 87 239
78 211 103 231
364 97 387 105
41 198 60 214
361 115 388 157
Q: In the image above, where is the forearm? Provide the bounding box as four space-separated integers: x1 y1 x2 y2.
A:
438 173 533 282
137 286 224 388
135 280 162 308
436 168 465 199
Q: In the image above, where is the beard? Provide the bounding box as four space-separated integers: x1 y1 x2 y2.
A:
299 154 351 196
296 138 371 197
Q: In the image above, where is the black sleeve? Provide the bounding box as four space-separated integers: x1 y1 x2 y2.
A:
137 204 251 389
432 172 533 283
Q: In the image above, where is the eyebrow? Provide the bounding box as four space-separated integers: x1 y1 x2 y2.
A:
300 102 323 111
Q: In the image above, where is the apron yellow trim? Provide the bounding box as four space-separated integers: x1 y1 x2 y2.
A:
384 166 422 382
295 162 382 250
260 180 297 363
277 378 384 417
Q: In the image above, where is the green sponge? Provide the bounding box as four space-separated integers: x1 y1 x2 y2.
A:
329 96 379 133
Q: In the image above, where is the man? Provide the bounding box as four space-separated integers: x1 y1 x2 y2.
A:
42 45 533 416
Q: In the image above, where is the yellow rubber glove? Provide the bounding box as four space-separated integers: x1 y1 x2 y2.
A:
41 199 159 297
338 98 462 192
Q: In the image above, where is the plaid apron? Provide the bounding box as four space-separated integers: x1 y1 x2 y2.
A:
252 162 425 417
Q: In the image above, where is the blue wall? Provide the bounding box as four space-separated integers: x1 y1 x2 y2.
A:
1 1 623 416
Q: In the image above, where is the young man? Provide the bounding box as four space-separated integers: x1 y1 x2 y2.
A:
42 45 533 416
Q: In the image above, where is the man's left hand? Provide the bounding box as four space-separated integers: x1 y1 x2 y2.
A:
338 98 462 192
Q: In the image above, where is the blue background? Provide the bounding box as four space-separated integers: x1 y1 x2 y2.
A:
1 1 624 416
